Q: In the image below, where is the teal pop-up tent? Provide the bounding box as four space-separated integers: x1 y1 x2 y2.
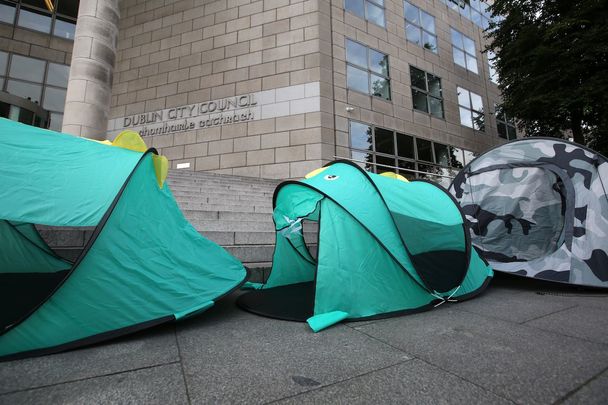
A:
238 161 493 331
0 119 247 360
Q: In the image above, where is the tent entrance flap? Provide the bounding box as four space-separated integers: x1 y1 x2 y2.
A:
465 166 566 262
237 281 315 321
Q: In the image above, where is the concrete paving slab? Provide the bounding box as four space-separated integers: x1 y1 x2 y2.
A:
524 305 608 345
0 363 188 405
275 358 511 405
562 368 608 405
176 293 410 404
354 307 608 404
0 324 178 394
454 285 577 324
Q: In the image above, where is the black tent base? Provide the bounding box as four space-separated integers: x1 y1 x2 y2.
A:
236 282 315 322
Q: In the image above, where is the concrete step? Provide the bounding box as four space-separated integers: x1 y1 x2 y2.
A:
178 199 272 210
168 183 276 194
200 230 318 246
178 203 273 214
172 193 271 203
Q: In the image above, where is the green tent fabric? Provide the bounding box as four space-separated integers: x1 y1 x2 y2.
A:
238 161 493 331
0 119 247 361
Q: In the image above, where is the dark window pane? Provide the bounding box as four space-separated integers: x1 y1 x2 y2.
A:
429 97 443 118
396 133 414 158
417 163 442 181
374 127 394 155
369 49 388 76
18 7 52 33
366 2 385 27
507 125 517 140
416 138 433 161
22 0 48 8
57 0 79 18
404 2 419 24
410 66 426 90
6 80 42 103
54 17 76 40
434 143 450 166
405 23 421 45
47 63 70 87
0 101 10 118
18 107 34 125
347 65 369 94
43 86 67 111
497 122 507 139
371 74 390 99
412 89 428 113
397 160 416 180
375 154 396 173
346 40 367 67
427 74 441 97
350 121 372 150
345 0 365 19
9 54 46 83
0 2 16 24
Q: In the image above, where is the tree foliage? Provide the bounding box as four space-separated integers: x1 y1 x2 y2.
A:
486 0 608 155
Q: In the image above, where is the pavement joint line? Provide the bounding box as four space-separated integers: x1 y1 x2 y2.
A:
262 358 414 404
518 304 580 325
174 324 193 405
345 323 414 355
552 364 608 404
347 324 518 404
0 360 181 397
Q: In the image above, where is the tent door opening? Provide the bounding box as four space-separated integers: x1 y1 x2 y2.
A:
0 221 74 333
465 165 568 262
237 215 320 322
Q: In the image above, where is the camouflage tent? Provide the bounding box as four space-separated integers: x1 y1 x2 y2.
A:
449 138 608 288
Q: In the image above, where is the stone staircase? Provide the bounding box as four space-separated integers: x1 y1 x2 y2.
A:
40 170 318 282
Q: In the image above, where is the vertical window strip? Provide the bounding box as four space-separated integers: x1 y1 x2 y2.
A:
410 66 444 119
346 39 391 100
451 28 478 74
457 87 485 131
404 1 438 53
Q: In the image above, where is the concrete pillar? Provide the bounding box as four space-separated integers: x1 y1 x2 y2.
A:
62 0 119 140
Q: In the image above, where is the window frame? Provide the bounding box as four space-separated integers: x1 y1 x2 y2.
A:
410 65 444 119
450 27 479 74
0 0 78 41
344 0 386 28
345 38 391 101
404 1 438 53
457 86 485 131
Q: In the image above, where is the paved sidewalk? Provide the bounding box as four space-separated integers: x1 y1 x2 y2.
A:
1 274 607 404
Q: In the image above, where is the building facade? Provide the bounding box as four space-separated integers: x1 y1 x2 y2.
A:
1 0 517 182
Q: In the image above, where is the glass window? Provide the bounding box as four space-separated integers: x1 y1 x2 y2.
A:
404 2 437 53
450 147 465 168
49 112 63 131
495 104 517 140
463 149 477 165
416 138 433 162
57 0 79 18
9 54 46 83
396 133 414 159
375 154 396 172
0 1 16 25
346 39 390 100
410 66 444 118
54 17 76 40
7 80 43 103
397 159 416 180
43 86 67 111
451 28 478 74
46 62 70 88
345 0 385 27
434 143 450 166
457 87 484 131
487 50 498 83
350 121 373 151
18 7 52 33
374 127 394 155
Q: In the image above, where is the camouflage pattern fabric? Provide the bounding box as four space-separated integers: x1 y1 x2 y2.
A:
450 138 608 288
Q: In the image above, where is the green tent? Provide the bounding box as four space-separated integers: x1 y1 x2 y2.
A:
238 161 493 331
0 119 247 361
